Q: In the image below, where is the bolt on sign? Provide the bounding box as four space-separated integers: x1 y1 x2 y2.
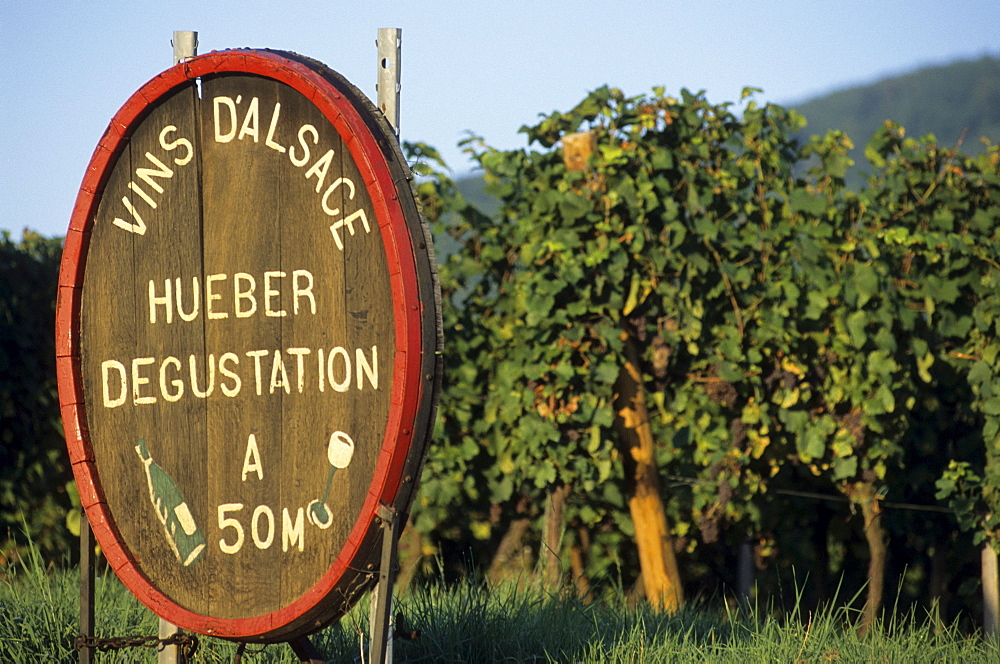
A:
56 50 441 642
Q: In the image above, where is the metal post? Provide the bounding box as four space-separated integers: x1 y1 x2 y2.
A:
376 28 401 135
157 620 181 664
79 508 95 664
157 31 198 664
371 34 402 657
370 504 399 664
172 30 198 65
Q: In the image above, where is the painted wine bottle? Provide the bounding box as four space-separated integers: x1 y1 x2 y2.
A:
134 438 206 566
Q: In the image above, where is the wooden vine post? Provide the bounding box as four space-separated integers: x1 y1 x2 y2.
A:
57 44 440 654
846 480 888 636
562 131 683 613
984 543 1000 638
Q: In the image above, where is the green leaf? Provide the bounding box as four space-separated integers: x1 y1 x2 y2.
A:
593 359 620 385
984 397 1000 417
558 192 592 221
596 458 613 483
623 274 641 315
832 456 858 481
847 311 868 348
587 425 602 454
853 263 878 308
867 350 901 380
916 351 934 383
798 427 825 461
874 384 896 414
790 189 827 216
968 360 992 387
65 508 81 537
694 214 718 240
651 149 674 170
525 294 555 326
536 462 557 487
804 292 828 320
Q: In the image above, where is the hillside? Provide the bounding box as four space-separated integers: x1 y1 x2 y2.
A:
791 55 1000 173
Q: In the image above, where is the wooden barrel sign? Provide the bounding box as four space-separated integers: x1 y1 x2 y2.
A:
56 49 441 642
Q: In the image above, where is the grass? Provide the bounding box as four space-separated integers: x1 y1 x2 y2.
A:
2 545 998 662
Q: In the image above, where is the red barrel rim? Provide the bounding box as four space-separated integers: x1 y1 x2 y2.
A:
56 49 432 639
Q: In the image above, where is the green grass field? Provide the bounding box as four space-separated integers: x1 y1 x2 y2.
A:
3 543 998 663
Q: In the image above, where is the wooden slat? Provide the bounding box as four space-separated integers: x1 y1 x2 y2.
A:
201 74 286 618
81 81 209 613
272 81 355 607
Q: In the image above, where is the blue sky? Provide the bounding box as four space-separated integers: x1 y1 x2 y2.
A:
2 1 998 239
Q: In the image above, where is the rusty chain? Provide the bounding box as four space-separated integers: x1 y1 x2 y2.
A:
74 632 199 660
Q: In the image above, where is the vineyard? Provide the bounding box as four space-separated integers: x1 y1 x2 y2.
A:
401 87 1000 631
3 85 1000 636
